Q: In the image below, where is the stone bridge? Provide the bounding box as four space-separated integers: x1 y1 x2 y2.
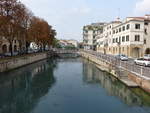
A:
47 49 80 58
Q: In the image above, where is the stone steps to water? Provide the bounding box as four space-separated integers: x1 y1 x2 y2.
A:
115 68 138 87
120 78 139 87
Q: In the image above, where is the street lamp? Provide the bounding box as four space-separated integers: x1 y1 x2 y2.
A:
117 39 121 68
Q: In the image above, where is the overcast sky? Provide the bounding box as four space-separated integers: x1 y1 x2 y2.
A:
20 0 150 42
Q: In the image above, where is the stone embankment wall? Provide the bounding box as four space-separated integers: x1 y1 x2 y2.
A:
80 51 150 93
0 53 48 72
128 73 150 93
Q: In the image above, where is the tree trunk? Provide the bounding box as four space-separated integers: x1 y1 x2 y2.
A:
43 44 46 51
9 43 13 56
26 41 30 54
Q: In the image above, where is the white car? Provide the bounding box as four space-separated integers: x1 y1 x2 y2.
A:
144 54 150 59
116 54 128 61
134 58 150 67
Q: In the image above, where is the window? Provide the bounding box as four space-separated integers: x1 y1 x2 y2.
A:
126 35 129 41
119 28 121 32
113 30 115 34
145 22 148 25
122 26 125 31
135 24 140 29
144 39 146 44
126 24 130 30
116 29 118 33
135 35 140 41
116 38 118 43
113 39 115 43
122 36 125 42
119 37 121 43
145 29 148 34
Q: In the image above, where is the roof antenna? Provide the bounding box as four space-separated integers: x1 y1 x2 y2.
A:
117 8 120 21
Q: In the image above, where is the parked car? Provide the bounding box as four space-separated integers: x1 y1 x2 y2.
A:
144 54 150 59
115 54 128 61
134 58 150 67
0 54 5 58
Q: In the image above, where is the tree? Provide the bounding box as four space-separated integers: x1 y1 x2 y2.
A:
28 17 56 51
13 3 33 54
0 0 57 55
0 0 29 55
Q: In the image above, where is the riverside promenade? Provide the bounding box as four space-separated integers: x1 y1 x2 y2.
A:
80 50 150 93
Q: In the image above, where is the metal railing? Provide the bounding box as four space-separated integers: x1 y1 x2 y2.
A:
82 50 150 79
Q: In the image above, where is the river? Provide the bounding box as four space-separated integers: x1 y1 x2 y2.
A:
0 58 150 113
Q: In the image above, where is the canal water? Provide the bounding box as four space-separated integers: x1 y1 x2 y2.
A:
0 58 150 113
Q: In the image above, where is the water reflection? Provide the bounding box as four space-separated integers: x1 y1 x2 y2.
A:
0 58 150 113
0 59 57 113
82 59 150 107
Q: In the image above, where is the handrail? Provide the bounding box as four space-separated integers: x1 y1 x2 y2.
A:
81 50 150 79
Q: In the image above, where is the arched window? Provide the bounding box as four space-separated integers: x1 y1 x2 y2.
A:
2 45 7 53
14 45 17 52
145 48 150 54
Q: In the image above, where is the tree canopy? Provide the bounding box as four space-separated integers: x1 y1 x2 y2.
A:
0 0 57 55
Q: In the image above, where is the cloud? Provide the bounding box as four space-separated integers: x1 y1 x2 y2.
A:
20 0 91 41
134 0 150 15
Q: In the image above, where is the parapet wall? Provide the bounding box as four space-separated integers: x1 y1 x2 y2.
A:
0 53 48 72
80 51 150 93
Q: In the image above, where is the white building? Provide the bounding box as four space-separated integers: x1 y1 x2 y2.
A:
67 40 78 48
97 15 150 58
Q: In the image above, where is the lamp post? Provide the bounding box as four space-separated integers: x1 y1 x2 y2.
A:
117 40 121 68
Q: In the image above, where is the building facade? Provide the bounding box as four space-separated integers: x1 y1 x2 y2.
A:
0 37 20 55
83 23 105 50
96 15 150 58
59 40 78 48
67 40 78 48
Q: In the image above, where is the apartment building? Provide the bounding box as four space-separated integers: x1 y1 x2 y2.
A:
83 23 105 50
97 15 150 58
96 20 121 54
